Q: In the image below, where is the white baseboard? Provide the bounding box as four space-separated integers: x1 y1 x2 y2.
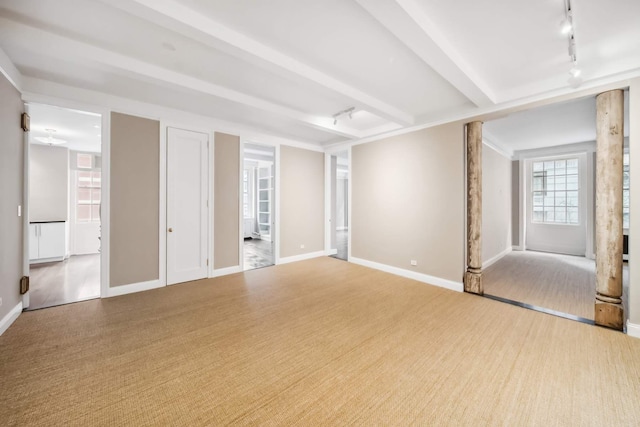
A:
211 265 242 277
279 250 325 265
107 279 163 297
0 301 23 336
627 320 640 339
483 247 512 269
326 248 338 256
512 245 524 251
337 226 348 231
349 257 463 293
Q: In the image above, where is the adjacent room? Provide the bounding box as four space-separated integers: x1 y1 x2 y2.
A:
1 0 639 425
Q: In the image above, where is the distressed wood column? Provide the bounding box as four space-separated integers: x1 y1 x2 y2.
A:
464 121 483 294
595 90 624 330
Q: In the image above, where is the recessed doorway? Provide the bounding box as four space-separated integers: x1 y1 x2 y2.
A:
26 103 102 310
328 150 349 261
242 143 275 270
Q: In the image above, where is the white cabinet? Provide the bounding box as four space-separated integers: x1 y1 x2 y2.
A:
30 222 66 263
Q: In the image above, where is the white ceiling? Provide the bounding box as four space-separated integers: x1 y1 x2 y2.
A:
29 103 102 153
1 0 639 148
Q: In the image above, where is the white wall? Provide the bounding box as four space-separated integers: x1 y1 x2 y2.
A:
29 144 68 222
482 143 512 266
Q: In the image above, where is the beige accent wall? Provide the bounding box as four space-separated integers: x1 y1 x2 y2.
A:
629 79 640 325
0 72 23 322
280 146 324 258
511 160 520 247
482 144 512 264
352 123 464 283
110 112 159 287
214 132 240 269
29 145 69 222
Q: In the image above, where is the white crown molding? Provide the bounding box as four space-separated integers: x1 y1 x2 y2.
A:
0 47 22 92
482 130 514 160
515 140 596 160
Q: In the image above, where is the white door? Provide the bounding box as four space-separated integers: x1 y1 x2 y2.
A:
167 128 209 285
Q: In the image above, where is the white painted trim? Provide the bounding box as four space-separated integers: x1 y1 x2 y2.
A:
627 320 640 339
22 103 30 309
208 130 215 278
159 122 167 289
274 144 281 265
279 251 325 265
350 257 463 293
515 141 596 161
324 152 332 255
326 248 338 256
100 110 110 298
0 301 23 336
337 226 348 231
0 46 22 92
238 138 245 272
482 247 512 269
211 265 242 278
106 279 163 297
347 146 352 262
482 132 514 160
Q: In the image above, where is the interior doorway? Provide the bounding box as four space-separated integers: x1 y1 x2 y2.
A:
26 103 102 310
242 143 275 270
329 150 349 261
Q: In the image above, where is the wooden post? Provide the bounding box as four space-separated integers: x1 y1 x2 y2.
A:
595 90 624 330
464 121 483 294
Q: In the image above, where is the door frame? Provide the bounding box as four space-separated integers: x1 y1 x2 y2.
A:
324 147 351 260
21 96 110 304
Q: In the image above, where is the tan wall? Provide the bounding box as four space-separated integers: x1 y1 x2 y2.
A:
482 145 512 264
110 112 159 287
629 79 640 324
214 132 240 269
280 146 324 258
352 123 464 283
511 161 520 247
0 73 24 322
29 145 68 222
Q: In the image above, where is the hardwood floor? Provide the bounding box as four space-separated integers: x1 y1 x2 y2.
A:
483 250 629 321
28 254 100 310
243 237 274 270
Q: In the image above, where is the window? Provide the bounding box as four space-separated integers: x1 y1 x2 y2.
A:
76 153 101 223
532 158 579 224
624 152 630 230
243 169 253 219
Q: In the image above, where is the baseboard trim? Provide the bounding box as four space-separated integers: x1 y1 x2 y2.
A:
107 279 163 298
350 257 463 293
627 320 640 339
0 301 23 336
483 247 512 269
211 265 242 277
326 248 338 256
512 245 524 251
279 250 325 265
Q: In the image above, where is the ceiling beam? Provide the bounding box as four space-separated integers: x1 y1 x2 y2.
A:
103 0 414 126
355 0 496 108
0 18 363 139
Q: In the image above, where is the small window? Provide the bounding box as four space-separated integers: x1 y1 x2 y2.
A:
76 170 101 223
623 152 630 230
531 158 579 225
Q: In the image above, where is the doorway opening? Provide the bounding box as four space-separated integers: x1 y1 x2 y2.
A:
26 103 102 310
480 93 630 323
329 150 349 261
242 143 275 270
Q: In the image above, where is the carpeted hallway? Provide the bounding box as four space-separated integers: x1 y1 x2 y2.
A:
1 257 639 425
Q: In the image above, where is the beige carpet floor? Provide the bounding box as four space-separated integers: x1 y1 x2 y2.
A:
1 257 639 425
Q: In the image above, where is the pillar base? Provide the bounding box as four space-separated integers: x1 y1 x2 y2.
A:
595 301 624 330
464 271 483 295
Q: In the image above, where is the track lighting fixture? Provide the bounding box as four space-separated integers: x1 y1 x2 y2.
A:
332 107 356 126
561 0 581 86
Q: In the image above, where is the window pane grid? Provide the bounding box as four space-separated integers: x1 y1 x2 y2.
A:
623 153 630 229
532 158 579 225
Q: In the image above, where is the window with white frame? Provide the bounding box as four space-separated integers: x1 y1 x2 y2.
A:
76 153 101 223
532 158 579 225
243 168 253 219
623 152 630 230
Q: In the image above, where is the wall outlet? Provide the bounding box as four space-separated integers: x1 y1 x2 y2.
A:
300 244 305 249
410 260 417 266
17 205 21 217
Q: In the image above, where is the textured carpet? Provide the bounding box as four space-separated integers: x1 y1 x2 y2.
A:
1 257 639 425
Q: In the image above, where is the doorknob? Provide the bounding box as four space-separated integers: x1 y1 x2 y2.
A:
168 228 173 232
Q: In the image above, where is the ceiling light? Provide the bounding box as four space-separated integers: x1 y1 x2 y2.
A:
332 107 356 126
34 129 66 146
